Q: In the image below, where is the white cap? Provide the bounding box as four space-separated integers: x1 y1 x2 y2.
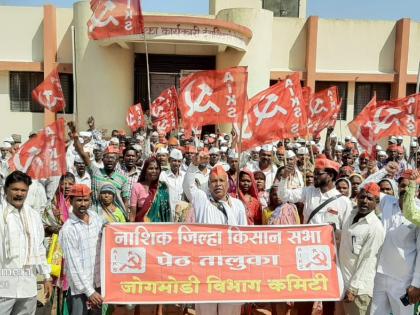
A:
286 150 296 159
351 137 357 143
136 135 145 141
411 141 418 148
220 139 228 145
297 138 305 143
197 141 204 149
397 136 403 140
220 146 228 153
377 150 387 157
293 143 302 149
261 144 273 152
375 145 383 151
151 131 159 137
0 142 11 149
286 143 293 150
132 144 142 152
218 136 224 141
252 146 261 152
3 137 14 144
169 148 183 160
209 147 220 155
209 133 216 138
390 136 397 140
388 138 397 144
79 131 92 138
297 147 309 155
344 136 351 141
228 150 239 159
156 147 169 155
74 155 83 163
335 145 344 152
330 133 337 139
110 137 119 144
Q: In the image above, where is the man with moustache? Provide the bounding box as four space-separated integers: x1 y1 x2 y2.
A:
59 184 103 315
278 157 353 314
181 145 196 173
183 152 247 315
118 146 141 199
339 183 385 315
248 145 278 190
68 122 130 218
0 171 53 314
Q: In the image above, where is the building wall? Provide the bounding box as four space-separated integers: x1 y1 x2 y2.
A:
271 17 307 72
408 21 420 75
317 19 396 73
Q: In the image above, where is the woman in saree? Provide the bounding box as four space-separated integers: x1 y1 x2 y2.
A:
254 170 269 209
238 169 262 225
130 156 171 222
42 172 75 315
98 184 126 223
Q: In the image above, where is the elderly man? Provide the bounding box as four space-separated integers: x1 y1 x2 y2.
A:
339 183 385 315
209 147 221 168
59 184 103 315
68 122 130 218
183 152 247 315
181 145 197 173
279 157 353 314
156 147 170 171
284 150 304 189
371 170 420 315
248 145 278 190
0 171 52 314
160 149 185 218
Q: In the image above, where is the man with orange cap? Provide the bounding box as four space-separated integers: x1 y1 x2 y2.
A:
59 184 104 315
371 169 420 315
339 183 385 315
278 157 353 314
183 152 247 315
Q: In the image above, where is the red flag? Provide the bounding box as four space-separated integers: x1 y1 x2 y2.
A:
348 93 420 156
126 103 145 132
31 68 66 112
8 119 66 179
307 86 341 135
240 73 307 151
88 0 144 40
179 67 248 133
151 87 178 134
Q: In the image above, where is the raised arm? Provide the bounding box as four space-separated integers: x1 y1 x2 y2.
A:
403 171 420 226
182 152 208 203
67 121 91 167
277 164 305 203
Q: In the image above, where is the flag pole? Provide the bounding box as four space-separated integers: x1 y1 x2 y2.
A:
144 37 152 108
71 25 78 128
415 60 420 167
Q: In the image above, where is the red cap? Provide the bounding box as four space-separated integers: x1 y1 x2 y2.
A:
363 182 380 197
104 146 120 154
210 165 227 178
315 158 340 173
400 169 414 179
168 137 179 146
69 184 91 197
277 146 285 154
185 145 197 153
359 152 369 160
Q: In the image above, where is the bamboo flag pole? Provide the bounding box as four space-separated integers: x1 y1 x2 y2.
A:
71 25 77 127
415 60 420 166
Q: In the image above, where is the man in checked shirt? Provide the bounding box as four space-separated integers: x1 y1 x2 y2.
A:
59 184 103 314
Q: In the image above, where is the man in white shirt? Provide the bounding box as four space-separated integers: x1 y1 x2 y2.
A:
371 171 420 315
59 184 103 315
284 150 304 189
183 152 247 315
278 157 353 314
248 145 278 190
73 157 92 188
339 183 385 315
181 145 196 173
159 149 185 218
0 171 52 314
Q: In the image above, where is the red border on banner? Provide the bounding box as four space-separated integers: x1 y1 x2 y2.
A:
101 223 343 304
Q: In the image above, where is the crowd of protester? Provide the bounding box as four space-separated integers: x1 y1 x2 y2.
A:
1 116 420 315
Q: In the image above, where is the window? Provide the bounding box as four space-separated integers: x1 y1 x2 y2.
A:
262 0 300 17
354 83 390 117
9 71 73 113
407 83 417 96
315 81 348 120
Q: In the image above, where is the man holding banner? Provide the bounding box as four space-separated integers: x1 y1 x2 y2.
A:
183 152 247 314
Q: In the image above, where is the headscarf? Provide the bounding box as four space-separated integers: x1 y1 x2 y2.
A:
378 178 399 198
335 178 352 198
239 169 262 225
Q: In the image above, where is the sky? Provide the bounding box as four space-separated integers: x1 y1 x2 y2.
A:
0 0 419 22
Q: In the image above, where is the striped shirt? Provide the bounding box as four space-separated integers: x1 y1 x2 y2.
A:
59 210 103 296
88 164 129 211
118 165 141 199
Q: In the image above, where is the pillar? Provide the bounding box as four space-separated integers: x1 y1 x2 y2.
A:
391 18 410 99
43 5 57 126
305 16 318 91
